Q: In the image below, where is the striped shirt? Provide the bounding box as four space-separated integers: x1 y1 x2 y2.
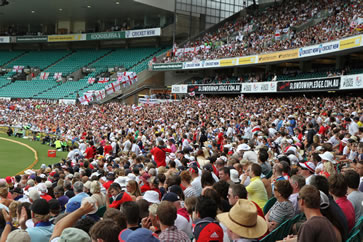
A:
269 200 294 224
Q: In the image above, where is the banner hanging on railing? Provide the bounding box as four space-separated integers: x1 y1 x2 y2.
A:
80 72 138 104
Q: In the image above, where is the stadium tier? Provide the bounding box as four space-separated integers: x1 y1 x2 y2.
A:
159 0 362 63
0 47 164 99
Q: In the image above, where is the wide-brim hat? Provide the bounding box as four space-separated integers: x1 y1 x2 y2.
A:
217 199 267 239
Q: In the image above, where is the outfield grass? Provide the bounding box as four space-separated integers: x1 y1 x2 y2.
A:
0 134 67 175
0 139 35 177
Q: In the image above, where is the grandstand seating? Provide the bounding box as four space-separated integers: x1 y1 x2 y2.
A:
0 51 25 66
5 47 167 100
6 50 70 70
45 49 111 77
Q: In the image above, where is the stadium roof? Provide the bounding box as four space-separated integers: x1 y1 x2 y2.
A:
0 0 172 24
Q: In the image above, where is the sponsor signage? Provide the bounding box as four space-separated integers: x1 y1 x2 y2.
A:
258 49 299 63
238 56 257 65
171 85 188 94
183 61 203 69
86 31 125 40
277 77 340 92
152 63 183 70
339 36 362 50
203 60 220 68
220 58 238 67
0 36 10 43
242 82 277 93
340 74 363 90
16 36 48 43
188 84 242 94
299 41 340 57
125 28 161 39
48 34 85 42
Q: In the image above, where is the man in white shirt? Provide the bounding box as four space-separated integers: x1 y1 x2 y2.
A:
347 117 359 136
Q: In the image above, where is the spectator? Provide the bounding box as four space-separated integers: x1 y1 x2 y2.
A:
193 196 224 242
265 180 294 231
296 185 337 242
217 199 268 241
106 183 132 210
328 174 356 231
289 175 305 216
343 170 363 222
157 201 190 241
241 163 268 209
21 199 54 242
89 219 119 242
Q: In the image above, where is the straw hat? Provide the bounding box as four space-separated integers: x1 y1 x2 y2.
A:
217 199 268 239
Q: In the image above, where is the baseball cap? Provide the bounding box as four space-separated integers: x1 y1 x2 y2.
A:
59 228 91 242
298 161 316 174
194 221 223 242
31 199 49 215
162 192 180 202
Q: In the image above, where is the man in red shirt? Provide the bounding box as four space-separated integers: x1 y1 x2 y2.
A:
84 141 96 159
150 140 171 167
103 141 113 156
106 183 132 209
103 172 115 190
217 128 224 150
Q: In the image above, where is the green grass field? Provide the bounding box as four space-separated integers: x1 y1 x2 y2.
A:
0 133 67 176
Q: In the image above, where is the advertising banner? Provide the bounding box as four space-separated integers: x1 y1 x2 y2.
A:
299 41 340 57
203 60 220 68
219 58 238 67
86 31 125 40
48 34 85 42
238 56 257 65
183 61 203 69
0 36 10 43
188 84 242 94
16 36 48 43
242 82 277 93
152 63 183 71
258 49 299 63
59 99 76 105
277 77 340 92
340 74 363 90
171 85 188 94
125 28 161 39
339 36 362 50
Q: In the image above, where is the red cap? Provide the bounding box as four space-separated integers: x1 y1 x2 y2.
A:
5 176 12 184
194 221 224 242
49 172 56 177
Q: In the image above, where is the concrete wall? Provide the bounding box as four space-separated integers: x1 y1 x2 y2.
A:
133 0 175 12
72 21 86 33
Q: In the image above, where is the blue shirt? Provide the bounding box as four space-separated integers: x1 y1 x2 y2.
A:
27 222 54 242
68 192 89 204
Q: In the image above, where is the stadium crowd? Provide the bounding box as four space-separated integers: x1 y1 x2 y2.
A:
160 0 363 63
0 95 362 242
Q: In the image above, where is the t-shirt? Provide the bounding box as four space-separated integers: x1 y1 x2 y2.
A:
335 196 355 232
268 200 294 224
298 216 337 242
347 191 363 222
246 176 268 209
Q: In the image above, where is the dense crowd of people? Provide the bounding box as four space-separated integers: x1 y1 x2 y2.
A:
159 0 363 63
0 95 362 241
